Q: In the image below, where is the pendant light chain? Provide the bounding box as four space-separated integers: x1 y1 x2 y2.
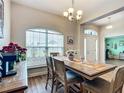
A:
72 0 74 8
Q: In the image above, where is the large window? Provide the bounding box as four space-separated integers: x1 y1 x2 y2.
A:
26 28 64 68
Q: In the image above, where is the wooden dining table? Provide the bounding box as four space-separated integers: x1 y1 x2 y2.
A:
54 56 117 80
0 61 28 93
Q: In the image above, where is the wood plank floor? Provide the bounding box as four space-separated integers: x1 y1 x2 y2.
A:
26 76 65 93
26 75 124 93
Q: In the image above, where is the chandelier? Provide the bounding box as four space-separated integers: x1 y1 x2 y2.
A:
63 0 83 21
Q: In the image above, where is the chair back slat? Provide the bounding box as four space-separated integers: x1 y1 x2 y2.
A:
50 52 59 57
110 65 124 93
46 56 54 75
53 58 66 83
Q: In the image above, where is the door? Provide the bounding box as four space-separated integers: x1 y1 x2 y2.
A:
84 36 98 62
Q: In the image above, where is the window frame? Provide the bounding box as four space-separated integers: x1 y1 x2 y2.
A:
26 28 64 56
84 29 98 36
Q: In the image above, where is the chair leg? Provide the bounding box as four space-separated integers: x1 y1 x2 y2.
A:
45 72 49 90
119 86 123 93
55 80 59 92
51 76 55 93
64 85 68 93
79 83 83 93
83 88 88 93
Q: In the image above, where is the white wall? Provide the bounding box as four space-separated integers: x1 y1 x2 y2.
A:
99 17 124 63
11 2 77 52
0 0 11 48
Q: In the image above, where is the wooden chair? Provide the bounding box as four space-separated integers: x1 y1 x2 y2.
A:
83 65 124 93
53 58 83 93
50 52 59 57
0 57 3 82
45 56 56 93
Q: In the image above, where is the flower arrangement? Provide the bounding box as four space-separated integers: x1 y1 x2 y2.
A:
66 50 77 56
66 50 78 61
1 42 27 61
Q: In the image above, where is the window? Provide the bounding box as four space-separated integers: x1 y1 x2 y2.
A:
26 28 64 68
84 29 97 36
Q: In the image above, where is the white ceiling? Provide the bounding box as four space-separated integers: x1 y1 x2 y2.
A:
11 0 124 22
93 11 124 26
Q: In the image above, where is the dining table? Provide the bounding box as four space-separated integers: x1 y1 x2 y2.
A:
0 61 28 93
53 56 117 80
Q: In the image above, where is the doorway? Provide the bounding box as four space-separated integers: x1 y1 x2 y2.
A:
84 36 98 62
105 36 124 65
83 29 98 62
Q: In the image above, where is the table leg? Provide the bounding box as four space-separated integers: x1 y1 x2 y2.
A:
82 77 88 93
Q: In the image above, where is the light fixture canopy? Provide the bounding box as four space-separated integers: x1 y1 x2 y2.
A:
63 0 83 21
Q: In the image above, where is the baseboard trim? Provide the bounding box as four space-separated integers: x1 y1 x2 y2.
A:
28 71 47 78
28 64 47 69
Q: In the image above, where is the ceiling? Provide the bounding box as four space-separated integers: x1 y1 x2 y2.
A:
11 0 124 22
93 11 124 26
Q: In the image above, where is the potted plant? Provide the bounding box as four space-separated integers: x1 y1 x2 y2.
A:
0 42 27 70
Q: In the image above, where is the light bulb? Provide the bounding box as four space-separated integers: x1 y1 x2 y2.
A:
77 10 83 15
68 8 74 14
63 12 68 17
76 15 81 20
68 16 73 21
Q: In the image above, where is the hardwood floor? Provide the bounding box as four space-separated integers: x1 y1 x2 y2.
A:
106 59 124 66
26 76 65 93
26 76 48 93
26 75 124 93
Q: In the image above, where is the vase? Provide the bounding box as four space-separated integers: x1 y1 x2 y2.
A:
1 53 17 70
68 55 74 61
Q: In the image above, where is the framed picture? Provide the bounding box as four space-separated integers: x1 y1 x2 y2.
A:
119 40 124 46
67 36 73 45
0 0 4 38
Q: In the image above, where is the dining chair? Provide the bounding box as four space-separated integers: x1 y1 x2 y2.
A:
45 56 56 93
83 65 124 93
0 57 3 82
50 52 59 57
0 67 2 82
53 58 83 93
